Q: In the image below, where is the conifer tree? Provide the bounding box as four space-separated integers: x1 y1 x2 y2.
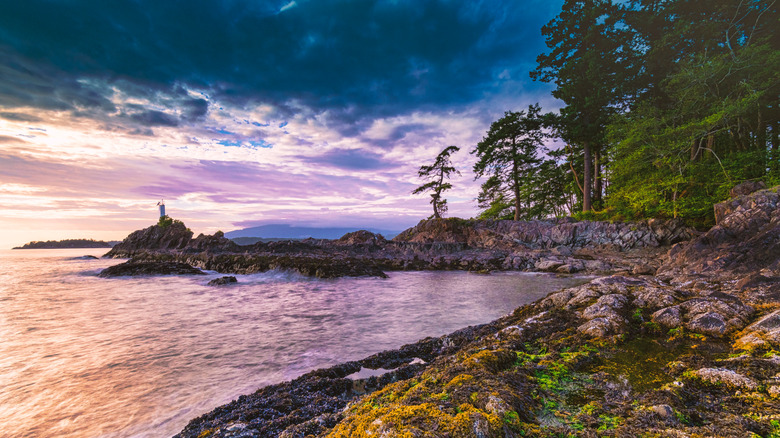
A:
472 105 546 220
412 145 460 219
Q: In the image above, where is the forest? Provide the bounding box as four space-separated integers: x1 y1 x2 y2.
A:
417 0 778 228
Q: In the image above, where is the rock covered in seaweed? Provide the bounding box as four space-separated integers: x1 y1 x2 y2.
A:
98 260 205 277
207 276 238 286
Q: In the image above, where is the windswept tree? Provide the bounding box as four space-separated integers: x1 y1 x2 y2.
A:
412 145 461 219
472 105 546 220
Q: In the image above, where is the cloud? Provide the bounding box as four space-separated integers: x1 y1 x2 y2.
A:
0 135 28 143
302 148 399 171
0 112 42 122
128 109 180 127
0 0 562 130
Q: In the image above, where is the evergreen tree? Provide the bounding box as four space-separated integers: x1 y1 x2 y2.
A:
531 0 634 212
472 105 546 220
412 145 460 219
607 0 779 224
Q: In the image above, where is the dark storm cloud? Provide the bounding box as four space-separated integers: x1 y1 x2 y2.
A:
127 110 180 127
0 0 561 131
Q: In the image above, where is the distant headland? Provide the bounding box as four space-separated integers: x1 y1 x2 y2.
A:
12 239 119 250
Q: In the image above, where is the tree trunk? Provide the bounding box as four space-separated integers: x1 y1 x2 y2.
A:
772 119 779 173
583 141 592 212
513 158 521 221
594 147 602 205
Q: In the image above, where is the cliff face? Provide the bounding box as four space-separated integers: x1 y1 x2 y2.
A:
393 217 696 251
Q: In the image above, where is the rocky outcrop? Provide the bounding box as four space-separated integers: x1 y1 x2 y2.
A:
104 222 193 258
714 180 767 224
207 276 238 286
658 185 780 304
336 230 386 246
98 260 205 277
393 217 696 251
185 231 241 253
102 211 699 280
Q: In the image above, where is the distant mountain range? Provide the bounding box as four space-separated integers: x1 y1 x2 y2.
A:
224 224 400 241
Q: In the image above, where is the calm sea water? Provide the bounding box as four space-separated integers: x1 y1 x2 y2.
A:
0 249 587 438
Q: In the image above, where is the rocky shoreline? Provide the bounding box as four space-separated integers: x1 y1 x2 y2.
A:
105 184 779 437
103 210 697 280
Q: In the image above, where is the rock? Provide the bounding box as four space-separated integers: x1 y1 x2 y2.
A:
661 185 780 277
692 368 757 390
736 273 778 291
542 290 574 309
652 306 682 328
734 333 766 350
105 221 193 257
632 286 678 310
566 286 601 307
485 395 510 418
535 259 564 272
632 263 655 275
578 317 620 338
744 309 780 333
186 231 240 252
581 294 628 321
730 180 766 198
686 312 727 336
738 309 780 347
99 261 206 277
208 276 238 286
650 404 674 418
337 230 386 245
769 386 780 399
556 263 579 274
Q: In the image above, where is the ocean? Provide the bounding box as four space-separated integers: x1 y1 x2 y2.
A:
0 249 587 437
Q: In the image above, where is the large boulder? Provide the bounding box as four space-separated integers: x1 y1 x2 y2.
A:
105 221 193 257
660 185 780 278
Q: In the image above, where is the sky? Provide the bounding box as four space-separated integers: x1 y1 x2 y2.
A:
0 0 564 248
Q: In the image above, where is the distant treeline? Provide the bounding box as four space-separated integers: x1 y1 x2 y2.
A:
13 239 119 249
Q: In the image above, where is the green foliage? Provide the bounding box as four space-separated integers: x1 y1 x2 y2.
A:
769 419 780 438
597 414 622 431
158 215 174 228
528 0 779 224
157 215 185 229
472 105 553 220
412 145 460 219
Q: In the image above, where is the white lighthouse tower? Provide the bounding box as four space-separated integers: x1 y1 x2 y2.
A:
157 199 165 218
